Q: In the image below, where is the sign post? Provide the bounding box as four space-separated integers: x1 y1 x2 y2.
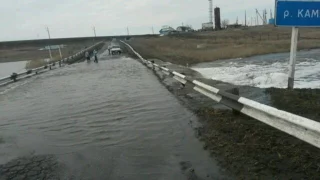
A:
275 0 320 89
288 27 299 89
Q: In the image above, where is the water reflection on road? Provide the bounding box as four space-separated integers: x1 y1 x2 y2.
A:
0 51 229 180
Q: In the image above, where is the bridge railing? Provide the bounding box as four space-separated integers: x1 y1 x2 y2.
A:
121 40 320 149
0 41 104 87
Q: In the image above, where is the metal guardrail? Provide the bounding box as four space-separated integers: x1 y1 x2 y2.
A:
0 42 104 87
121 40 320 149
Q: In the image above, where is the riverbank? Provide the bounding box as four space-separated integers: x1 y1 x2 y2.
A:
0 40 96 64
128 25 320 65
0 61 27 78
25 57 61 69
122 43 320 179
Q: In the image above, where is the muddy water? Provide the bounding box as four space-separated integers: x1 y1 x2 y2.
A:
0 51 229 179
0 61 27 78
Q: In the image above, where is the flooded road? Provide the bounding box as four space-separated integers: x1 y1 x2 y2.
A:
0 50 228 180
192 49 320 89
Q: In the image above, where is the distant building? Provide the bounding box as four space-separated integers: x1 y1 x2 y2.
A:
159 26 175 35
176 26 194 32
202 22 214 31
39 44 66 51
268 18 275 25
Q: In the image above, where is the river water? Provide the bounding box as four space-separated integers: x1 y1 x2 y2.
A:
0 61 27 78
0 50 228 179
192 49 320 89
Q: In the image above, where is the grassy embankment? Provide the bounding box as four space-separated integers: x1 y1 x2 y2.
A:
195 88 320 179
129 25 320 65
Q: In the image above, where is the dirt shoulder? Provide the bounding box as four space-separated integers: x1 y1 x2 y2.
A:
122 43 320 179
128 25 320 66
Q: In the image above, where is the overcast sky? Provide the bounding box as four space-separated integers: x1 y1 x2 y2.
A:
0 0 275 41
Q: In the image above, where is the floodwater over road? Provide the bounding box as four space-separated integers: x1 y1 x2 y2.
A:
0 50 228 180
0 61 27 78
193 49 320 89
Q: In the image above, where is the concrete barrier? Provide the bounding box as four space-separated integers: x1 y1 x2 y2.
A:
121 40 320 149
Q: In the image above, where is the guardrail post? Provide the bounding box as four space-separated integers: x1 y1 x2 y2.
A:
151 60 155 70
226 87 240 115
10 73 18 82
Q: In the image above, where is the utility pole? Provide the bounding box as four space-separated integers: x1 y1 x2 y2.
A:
92 26 96 43
45 26 53 60
263 9 267 25
58 45 63 59
127 27 130 36
255 10 258 25
245 10 247 27
93 26 96 37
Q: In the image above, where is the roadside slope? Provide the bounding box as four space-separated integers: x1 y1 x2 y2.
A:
122 42 320 179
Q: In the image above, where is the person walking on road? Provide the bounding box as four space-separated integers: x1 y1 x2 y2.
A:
108 46 111 55
93 49 98 63
85 51 90 62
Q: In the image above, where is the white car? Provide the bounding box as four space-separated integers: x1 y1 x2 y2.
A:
108 45 122 55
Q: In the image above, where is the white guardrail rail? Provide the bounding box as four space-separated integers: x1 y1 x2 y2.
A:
0 42 104 87
121 40 320 149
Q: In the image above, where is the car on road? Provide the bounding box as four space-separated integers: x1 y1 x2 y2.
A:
108 45 122 55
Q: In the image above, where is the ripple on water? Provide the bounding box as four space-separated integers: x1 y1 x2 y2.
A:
0 57 229 179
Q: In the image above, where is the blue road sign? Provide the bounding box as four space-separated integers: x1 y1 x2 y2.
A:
275 0 320 27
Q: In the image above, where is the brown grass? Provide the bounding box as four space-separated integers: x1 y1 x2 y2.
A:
25 56 61 69
0 41 94 63
129 25 320 65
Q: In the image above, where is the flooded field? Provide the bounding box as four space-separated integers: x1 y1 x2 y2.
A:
192 49 320 89
0 61 26 78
